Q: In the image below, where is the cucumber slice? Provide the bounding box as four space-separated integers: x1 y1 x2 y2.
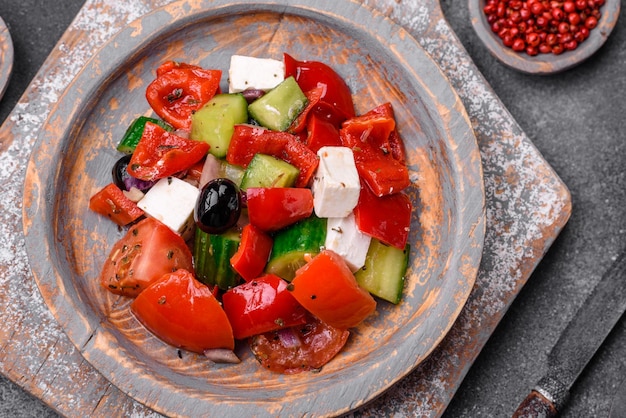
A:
191 93 249 158
248 76 307 131
239 153 299 190
355 239 409 304
193 227 241 290
266 216 326 281
116 116 173 154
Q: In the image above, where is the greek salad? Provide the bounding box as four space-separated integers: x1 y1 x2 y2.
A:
89 53 413 374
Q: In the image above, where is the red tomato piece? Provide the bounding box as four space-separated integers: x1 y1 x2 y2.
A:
146 61 221 130
290 250 376 329
249 314 349 374
99 217 194 297
89 183 144 226
340 110 410 196
284 53 355 126
354 183 412 249
230 224 273 281
131 269 235 353
127 122 209 181
305 114 342 153
222 274 308 340
226 125 319 187
246 188 314 232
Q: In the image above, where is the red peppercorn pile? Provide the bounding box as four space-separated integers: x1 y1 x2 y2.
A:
483 0 604 56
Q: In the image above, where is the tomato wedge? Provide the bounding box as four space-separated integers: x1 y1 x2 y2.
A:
284 53 355 126
246 187 314 232
222 274 307 340
131 269 235 353
89 183 144 226
99 217 194 297
290 250 376 329
146 61 221 130
229 224 273 281
127 122 209 181
249 314 349 374
226 125 319 187
354 183 412 249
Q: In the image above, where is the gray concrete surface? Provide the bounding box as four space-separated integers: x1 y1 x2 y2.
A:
0 0 624 417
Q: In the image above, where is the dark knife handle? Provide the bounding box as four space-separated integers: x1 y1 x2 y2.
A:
512 390 558 418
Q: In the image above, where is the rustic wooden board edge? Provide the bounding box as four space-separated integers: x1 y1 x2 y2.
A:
0 0 571 417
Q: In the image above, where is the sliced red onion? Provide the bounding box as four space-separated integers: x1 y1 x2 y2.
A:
276 328 301 349
203 348 240 364
123 175 156 192
199 153 222 189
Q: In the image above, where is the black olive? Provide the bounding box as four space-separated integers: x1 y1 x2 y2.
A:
194 178 241 234
112 154 133 191
112 154 156 192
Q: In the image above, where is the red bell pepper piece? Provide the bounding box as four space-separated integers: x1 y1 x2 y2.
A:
246 187 314 232
89 183 144 226
305 114 342 153
340 107 410 196
365 102 407 164
284 53 355 126
222 274 308 340
146 61 221 130
230 224 273 281
127 122 209 181
354 182 412 249
226 125 319 188
290 250 376 330
287 85 324 134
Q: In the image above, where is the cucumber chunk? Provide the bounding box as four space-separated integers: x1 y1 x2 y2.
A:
266 216 327 281
239 153 299 190
117 116 173 154
191 93 249 158
248 76 307 131
193 227 241 290
355 239 409 304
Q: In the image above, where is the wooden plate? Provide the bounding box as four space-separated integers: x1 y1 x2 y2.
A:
0 16 13 100
469 0 621 74
22 0 485 416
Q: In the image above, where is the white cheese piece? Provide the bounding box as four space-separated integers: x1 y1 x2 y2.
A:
311 146 361 218
325 213 372 272
137 177 199 239
228 55 285 93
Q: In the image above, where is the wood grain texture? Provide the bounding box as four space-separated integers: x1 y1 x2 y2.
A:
0 0 571 417
0 16 12 100
22 1 484 416
468 0 621 74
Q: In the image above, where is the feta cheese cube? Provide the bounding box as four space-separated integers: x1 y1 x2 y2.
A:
311 146 360 218
137 177 199 238
228 55 285 93
325 213 372 272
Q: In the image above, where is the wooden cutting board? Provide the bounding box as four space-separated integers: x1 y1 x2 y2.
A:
0 0 571 416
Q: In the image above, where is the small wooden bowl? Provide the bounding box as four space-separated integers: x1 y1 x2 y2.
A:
469 0 621 74
0 16 13 100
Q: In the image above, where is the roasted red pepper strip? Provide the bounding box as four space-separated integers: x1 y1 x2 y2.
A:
364 102 407 164
340 108 410 196
284 53 355 126
146 61 221 130
305 114 342 153
127 122 209 181
229 224 273 281
354 182 412 249
246 187 314 232
89 183 144 226
226 125 319 188
287 85 324 134
222 274 307 340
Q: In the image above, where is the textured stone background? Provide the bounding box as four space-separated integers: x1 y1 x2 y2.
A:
0 0 624 416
